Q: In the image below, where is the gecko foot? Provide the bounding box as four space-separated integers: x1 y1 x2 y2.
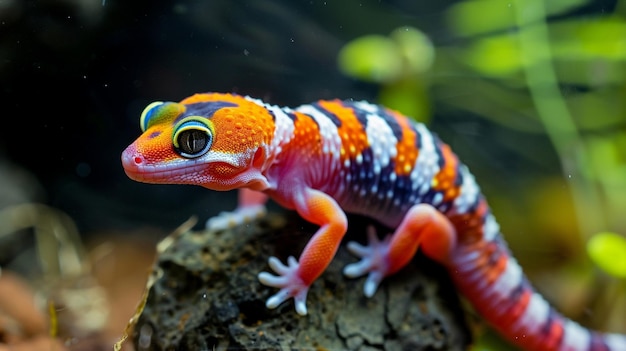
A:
258 256 310 315
343 226 392 297
205 205 267 231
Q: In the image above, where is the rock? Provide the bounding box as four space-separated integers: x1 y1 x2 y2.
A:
131 212 471 350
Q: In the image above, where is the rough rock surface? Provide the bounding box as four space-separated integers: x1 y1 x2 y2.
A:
132 212 472 350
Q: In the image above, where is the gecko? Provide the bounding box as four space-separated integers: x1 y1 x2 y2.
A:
121 92 626 351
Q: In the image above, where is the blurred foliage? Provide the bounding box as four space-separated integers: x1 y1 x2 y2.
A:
338 26 434 121
587 232 626 278
337 0 626 348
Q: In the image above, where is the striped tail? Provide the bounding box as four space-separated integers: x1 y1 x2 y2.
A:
449 213 626 351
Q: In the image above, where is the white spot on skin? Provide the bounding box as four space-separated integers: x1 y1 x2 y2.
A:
364 111 397 169
353 101 379 113
432 192 443 206
372 145 381 157
512 293 549 335
483 214 500 242
453 164 480 214
605 334 626 351
489 258 522 301
419 183 430 196
452 250 480 266
411 124 439 194
560 320 590 351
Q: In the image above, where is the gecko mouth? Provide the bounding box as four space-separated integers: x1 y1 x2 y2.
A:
122 161 209 183
121 144 248 186
122 149 203 182
122 152 243 185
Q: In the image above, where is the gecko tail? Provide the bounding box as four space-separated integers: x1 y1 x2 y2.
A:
449 235 626 351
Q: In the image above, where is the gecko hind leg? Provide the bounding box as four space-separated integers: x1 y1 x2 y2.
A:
343 203 457 297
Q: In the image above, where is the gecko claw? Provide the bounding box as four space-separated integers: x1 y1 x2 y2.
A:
343 225 392 297
206 205 267 230
258 255 310 315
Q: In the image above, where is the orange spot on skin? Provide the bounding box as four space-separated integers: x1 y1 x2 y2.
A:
316 100 369 163
281 111 323 158
431 143 461 202
388 110 419 176
180 92 251 106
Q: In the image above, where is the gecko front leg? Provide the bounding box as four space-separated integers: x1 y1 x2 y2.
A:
258 188 348 315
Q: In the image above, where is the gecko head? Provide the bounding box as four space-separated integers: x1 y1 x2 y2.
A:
121 93 275 191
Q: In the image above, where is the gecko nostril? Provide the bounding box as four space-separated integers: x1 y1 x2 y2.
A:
134 156 143 164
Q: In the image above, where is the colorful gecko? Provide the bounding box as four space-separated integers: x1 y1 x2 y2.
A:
121 92 626 351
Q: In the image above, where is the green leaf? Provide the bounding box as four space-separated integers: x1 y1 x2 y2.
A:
337 35 403 83
446 0 591 37
550 17 626 61
587 232 626 278
389 26 435 74
462 34 524 77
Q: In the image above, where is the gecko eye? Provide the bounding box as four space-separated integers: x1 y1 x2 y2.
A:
176 129 211 157
173 117 214 158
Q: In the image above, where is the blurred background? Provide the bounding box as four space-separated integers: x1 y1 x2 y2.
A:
1 0 625 350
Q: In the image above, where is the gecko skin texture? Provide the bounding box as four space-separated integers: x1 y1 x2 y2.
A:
122 92 626 351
